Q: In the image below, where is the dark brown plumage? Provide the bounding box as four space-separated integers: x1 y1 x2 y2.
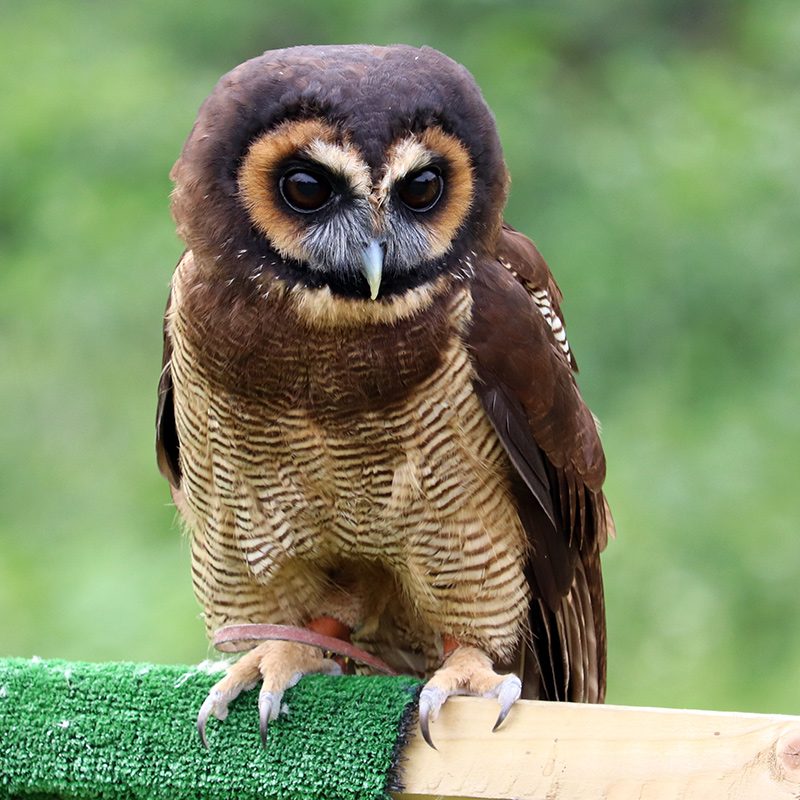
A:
156 44 612 745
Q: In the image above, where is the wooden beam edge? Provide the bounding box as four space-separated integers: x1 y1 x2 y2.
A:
393 697 800 800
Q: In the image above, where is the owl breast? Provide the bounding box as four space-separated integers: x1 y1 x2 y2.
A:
167 255 530 667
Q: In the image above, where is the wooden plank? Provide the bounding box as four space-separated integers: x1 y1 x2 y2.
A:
394 697 800 800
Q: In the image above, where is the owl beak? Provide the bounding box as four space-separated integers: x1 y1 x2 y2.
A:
360 239 384 300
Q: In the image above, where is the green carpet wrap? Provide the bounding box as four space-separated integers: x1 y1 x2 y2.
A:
0 657 421 800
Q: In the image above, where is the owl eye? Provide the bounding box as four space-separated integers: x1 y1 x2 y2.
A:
397 167 444 212
279 168 333 213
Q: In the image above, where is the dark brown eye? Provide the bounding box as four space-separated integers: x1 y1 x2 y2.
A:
397 167 443 212
279 169 333 213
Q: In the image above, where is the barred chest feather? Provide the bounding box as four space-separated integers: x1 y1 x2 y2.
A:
167 254 530 669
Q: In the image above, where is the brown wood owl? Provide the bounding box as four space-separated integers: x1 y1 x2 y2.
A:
156 44 612 748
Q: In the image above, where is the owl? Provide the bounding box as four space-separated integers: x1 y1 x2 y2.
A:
156 44 612 748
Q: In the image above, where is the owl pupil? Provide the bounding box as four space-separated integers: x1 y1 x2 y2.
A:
280 169 333 213
398 168 443 212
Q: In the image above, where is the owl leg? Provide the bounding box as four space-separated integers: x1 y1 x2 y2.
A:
418 644 521 749
197 639 341 747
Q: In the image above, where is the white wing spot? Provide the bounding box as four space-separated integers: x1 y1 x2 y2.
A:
532 291 572 361
499 259 573 362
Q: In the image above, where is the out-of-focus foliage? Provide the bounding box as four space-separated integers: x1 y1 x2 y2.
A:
1 0 798 714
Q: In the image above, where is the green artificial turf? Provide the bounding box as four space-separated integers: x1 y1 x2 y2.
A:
0 657 421 800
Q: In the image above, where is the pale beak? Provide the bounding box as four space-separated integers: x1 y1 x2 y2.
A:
360 239 384 300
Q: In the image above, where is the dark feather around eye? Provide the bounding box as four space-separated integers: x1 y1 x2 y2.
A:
279 168 333 213
397 167 444 212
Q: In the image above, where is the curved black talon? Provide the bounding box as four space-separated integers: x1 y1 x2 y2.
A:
258 692 271 748
418 707 438 750
492 704 511 732
197 690 219 748
492 674 522 732
198 717 209 749
417 686 446 750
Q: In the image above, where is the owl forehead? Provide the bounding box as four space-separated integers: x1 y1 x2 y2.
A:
210 46 498 160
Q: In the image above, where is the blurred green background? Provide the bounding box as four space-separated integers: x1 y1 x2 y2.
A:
1 0 798 715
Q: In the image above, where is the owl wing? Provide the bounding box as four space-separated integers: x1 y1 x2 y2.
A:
156 286 181 489
468 223 610 703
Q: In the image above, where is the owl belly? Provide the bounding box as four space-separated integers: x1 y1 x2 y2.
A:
173 319 529 665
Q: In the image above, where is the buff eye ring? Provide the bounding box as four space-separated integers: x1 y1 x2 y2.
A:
397 167 444 212
279 168 334 213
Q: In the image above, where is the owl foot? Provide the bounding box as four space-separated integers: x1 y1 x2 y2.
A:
418 645 521 749
197 640 341 747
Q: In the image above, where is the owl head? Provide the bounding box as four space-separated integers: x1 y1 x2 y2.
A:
171 45 508 307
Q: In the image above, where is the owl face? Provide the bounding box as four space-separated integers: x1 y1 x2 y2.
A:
237 118 476 299
171 45 508 303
